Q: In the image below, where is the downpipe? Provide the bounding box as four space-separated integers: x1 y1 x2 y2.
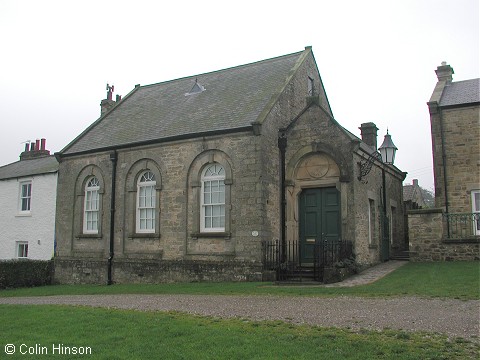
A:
108 150 117 285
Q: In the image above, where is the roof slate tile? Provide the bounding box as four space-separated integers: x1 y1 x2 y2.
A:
63 51 305 155
0 156 58 180
439 78 480 107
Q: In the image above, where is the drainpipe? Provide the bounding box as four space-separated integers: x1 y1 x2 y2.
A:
278 129 287 263
438 108 450 236
382 166 388 261
107 150 117 285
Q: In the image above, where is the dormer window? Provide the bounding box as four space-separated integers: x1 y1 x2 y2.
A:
185 79 206 96
308 77 315 96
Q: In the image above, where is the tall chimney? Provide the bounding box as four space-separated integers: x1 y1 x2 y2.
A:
20 138 51 160
413 179 419 187
435 62 454 83
101 83 117 116
359 122 379 150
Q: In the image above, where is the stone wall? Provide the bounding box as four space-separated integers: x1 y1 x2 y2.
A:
54 258 262 284
408 208 479 261
429 104 480 212
54 50 320 284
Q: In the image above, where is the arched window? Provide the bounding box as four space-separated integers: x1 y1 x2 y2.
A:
83 177 100 234
201 163 225 232
137 171 156 233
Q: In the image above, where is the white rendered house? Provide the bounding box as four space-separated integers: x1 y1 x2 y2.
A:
0 139 58 260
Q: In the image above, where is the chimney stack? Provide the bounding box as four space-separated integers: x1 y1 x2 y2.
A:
20 138 51 160
359 122 379 150
435 62 454 83
413 179 419 187
101 83 119 116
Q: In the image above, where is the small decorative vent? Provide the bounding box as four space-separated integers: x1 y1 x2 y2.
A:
185 78 206 96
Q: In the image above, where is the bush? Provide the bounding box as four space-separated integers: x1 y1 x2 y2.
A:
0 260 54 289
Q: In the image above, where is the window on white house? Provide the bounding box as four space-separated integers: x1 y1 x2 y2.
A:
201 163 225 232
137 171 156 233
17 242 28 258
19 181 32 212
83 177 100 234
368 199 375 245
472 190 480 236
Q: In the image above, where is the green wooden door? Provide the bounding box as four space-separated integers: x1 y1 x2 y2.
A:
299 188 341 263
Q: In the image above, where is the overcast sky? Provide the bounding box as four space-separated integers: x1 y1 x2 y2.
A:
0 0 478 191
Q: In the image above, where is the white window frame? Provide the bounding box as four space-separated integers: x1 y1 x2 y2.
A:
19 180 32 213
83 177 100 234
17 241 28 258
472 190 480 236
201 163 225 233
136 171 156 233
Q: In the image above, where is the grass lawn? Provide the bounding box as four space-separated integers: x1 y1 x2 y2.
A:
1 261 479 300
0 262 479 359
1 305 478 359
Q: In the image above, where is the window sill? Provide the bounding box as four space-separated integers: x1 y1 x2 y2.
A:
76 233 102 239
128 233 160 239
16 212 32 217
191 232 231 239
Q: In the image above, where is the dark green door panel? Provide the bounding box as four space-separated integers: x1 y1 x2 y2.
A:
299 187 340 263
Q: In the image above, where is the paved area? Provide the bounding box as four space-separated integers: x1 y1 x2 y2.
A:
324 260 408 287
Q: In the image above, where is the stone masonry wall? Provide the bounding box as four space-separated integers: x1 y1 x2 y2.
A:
54 258 262 284
408 208 479 261
430 104 480 212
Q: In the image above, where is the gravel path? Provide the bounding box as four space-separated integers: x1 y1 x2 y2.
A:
1 294 478 341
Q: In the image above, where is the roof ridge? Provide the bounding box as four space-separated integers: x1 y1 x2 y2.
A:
59 85 142 155
139 50 305 90
254 48 312 125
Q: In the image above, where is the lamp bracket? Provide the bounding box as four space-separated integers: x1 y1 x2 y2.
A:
358 151 382 183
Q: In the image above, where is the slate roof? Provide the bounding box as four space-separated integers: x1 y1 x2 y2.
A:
62 50 308 155
0 156 58 181
403 184 415 201
439 78 480 107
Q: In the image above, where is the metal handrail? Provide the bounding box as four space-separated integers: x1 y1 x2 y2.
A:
443 212 480 239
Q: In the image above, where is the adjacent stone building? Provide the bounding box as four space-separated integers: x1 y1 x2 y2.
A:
0 140 58 260
408 63 479 261
54 47 406 284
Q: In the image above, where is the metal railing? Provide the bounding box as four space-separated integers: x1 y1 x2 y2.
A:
444 213 480 239
261 239 353 282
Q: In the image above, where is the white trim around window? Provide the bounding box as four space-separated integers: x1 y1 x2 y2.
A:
472 190 480 236
18 180 32 214
17 241 28 258
136 171 156 233
201 163 226 233
83 177 100 234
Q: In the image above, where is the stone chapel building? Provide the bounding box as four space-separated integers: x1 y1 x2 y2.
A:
54 47 406 284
